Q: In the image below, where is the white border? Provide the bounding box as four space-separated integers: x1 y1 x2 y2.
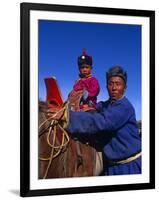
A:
30 10 150 190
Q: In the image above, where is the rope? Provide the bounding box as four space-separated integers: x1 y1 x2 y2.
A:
46 121 69 149
38 103 70 179
43 125 56 179
39 106 66 129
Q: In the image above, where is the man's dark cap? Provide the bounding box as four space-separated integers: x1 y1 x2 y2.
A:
106 65 127 84
78 49 92 68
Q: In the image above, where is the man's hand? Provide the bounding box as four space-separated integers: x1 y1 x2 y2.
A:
47 102 69 129
47 107 64 121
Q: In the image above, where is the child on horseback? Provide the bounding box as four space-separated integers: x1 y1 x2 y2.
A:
71 49 100 111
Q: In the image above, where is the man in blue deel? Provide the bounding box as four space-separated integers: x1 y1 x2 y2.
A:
61 65 141 175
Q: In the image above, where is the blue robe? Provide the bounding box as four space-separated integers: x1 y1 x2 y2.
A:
67 96 141 175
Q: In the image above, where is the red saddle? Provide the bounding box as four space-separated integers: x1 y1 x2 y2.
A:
45 77 63 108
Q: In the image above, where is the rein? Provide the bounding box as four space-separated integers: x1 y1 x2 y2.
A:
39 105 70 179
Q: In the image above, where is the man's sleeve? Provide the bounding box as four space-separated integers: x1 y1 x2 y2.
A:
67 103 132 135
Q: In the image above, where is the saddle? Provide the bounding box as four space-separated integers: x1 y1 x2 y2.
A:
68 89 84 111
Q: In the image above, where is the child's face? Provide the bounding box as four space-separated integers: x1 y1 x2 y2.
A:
79 64 92 77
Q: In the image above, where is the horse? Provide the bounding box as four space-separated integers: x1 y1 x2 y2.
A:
38 78 103 179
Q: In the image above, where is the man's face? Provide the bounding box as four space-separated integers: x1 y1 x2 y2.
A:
79 64 92 77
107 76 126 101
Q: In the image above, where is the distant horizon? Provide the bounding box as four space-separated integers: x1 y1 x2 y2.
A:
38 20 141 120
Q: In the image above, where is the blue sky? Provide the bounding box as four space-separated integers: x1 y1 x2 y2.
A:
38 20 141 120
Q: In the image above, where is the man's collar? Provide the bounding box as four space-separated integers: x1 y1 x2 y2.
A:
109 95 125 104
